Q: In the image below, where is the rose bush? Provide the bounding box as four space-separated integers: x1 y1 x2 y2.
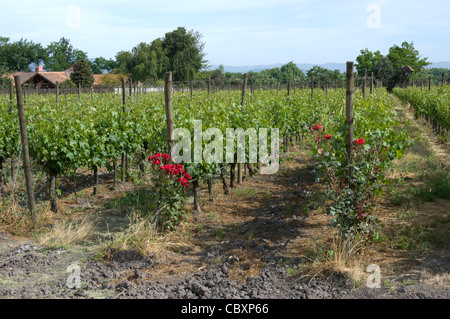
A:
148 153 191 231
311 125 400 241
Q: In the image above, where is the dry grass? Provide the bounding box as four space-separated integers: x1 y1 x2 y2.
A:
36 214 97 247
290 237 373 286
103 212 197 259
0 198 53 236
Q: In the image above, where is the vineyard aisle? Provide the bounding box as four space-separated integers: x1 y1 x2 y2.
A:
0 102 449 299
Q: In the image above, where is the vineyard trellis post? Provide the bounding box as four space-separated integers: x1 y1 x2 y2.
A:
345 62 355 184
14 76 37 225
363 68 367 99
165 72 174 156
370 72 374 95
9 79 14 113
238 73 248 185
121 78 127 183
56 81 59 108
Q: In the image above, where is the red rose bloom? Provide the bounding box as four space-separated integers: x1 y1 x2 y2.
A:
356 138 365 145
313 124 322 131
162 154 170 160
324 134 331 140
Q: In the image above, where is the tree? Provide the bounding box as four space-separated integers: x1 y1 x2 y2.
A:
114 39 168 83
0 37 46 72
280 62 305 83
70 59 94 87
89 57 117 74
162 27 207 81
373 56 396 90
45 38 88 71
355 49 382 76
387 41 430 73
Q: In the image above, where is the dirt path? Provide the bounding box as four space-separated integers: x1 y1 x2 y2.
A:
0 98 449 299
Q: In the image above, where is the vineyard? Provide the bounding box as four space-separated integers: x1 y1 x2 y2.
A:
0 73 449 300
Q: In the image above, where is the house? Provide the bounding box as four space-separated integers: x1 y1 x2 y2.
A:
402 65 414 77
6 65 74 89
4 65 124 89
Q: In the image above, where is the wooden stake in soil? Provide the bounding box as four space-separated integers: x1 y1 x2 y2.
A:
9 79 14 113
363 68 367 99
56 81 60 108
165 72 174 156
121 78 127 183
14 76 37 224
345 62 355 184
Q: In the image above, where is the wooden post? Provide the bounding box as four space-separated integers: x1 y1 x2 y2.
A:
122 78 126 112
14 76 37 225
207 78 211 101
56 81 60 108
129 78 133 97
121 78 126 183
363 68 367 99
287 79 291 96
370 72 374 94
241 73 248 110
165 72 174 156
9 80 14 113
238 73 248 185
345 62 355 184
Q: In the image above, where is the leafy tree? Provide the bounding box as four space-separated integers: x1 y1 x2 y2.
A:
0 37 46 72
89 57 117 74
387 41 430 73
280 61 305 83
373 56 400 91
70 59 94 87
162 27 207 81
115 39 168 83
45 38 88 71
355 49 382 76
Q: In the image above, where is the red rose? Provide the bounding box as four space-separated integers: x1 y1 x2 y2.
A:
313 124 322 131
183 172 191 180
154 159 161 165
162 154 170 160
324 134 331 140
356 138 365 145
155 153 162 158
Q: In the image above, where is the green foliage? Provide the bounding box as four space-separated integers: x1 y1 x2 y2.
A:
394 86 450 130
59 79 77 89
0 37 46 72
162 27 207 81
387 41 430 73
70 59 94 87
44 37 88 71
355 49 383 76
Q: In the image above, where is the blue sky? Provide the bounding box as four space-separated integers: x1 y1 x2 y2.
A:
1 0 449 66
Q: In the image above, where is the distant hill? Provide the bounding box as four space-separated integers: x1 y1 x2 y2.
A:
427 61 450 69
207 61 450 73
